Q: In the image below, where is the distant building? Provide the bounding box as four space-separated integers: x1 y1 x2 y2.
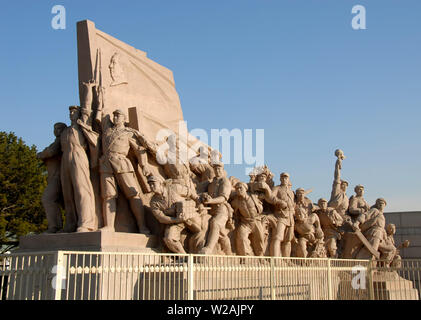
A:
384 211 421 259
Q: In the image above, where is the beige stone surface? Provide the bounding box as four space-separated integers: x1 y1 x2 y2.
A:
17 231 158 253
77 20 184 143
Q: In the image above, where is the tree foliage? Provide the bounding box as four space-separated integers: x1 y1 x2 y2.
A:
0 132 47 252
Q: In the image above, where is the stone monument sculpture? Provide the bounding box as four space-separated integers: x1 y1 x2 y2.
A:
148 175 201 253
21 21 411 268
316 198 344 258
260 172 295 257
60 106 97 233
355 198 387 259
37 122 67 233
199 162 233 255
94 103 151 234
230 182 265 256
328 149 349 217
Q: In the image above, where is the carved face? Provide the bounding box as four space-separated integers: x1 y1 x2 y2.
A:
319 201 327 211
281 175 289 186
113 113 125 126
150 181 163 195
356 186 364 197
340 182 348 192
69 109 80 122
214 166 224 178
377 200 386 211
235 184 247 198
54 125 66 137
386 224 396 235
296 191 304 202
257 174 266 183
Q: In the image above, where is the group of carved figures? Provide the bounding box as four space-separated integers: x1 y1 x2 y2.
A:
38 81 408 265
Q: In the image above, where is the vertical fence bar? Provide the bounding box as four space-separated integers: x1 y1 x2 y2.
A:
327 259 333 300
367 260 374 300
54 251 64 300
270 257 275 300
187 254 194 300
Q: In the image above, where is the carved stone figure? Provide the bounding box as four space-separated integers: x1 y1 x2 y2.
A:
294 206 324 258
60 106 97 232
37 122 67 233
190 147 215 193
199 162 233 255
147 133 196 194
316 198 344 258
328 149 349 217
96 108 150 234
261 172 295 257
231 182 265 256
109 52 128 87
294 188 313 215
249 165 274 197
148 175 201 254
355 198 387 259
348 185 370 228
341 185 371 258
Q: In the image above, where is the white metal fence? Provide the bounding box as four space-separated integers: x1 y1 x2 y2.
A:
0 252 420 300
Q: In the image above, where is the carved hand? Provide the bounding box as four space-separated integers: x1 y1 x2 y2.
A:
82 79 97 88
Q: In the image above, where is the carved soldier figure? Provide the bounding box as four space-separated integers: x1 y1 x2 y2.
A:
146 133 196 195
294 206 324 258
316 198 344 258
355 198 387 259
328 149 349 217
148 175 202 254
261 172 295 257
231 182 265 256
199 162 233 255
378 224 399 265
294 188 313 215
189 146 215 193
341 185 371 258
249 166 274 198
96 108 150 234
378 224 409 267
60 106 97 232
348 184 370 228
37 122 67 233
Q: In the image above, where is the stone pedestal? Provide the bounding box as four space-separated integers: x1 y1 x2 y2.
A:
17 231 159 253
372 271 419 300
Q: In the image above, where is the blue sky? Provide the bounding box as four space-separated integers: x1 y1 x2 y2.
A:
0 1 420 211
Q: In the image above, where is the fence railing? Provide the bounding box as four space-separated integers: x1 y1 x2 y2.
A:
0 252 420 300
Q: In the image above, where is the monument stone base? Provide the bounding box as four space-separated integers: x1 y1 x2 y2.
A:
17 231 159 253
372 271 419 300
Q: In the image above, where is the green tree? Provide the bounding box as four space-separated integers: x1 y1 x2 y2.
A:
0 132 47 253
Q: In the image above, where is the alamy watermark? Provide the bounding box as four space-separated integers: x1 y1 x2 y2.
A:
351 265 367 290
51 264 67 290
352 5 366 30
51 5 66 30
154 121 264 175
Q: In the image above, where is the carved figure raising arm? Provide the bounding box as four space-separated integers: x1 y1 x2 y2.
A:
328 149 349 217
